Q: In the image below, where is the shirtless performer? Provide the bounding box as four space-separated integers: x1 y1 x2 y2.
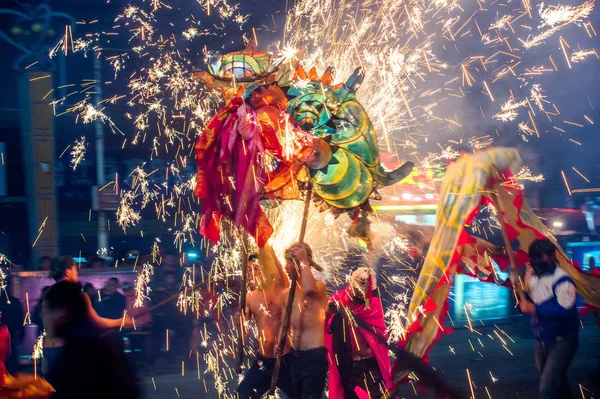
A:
276 243 328 399
237 247 293 399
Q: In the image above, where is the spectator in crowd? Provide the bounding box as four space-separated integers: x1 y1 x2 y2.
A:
50 256 79 283
83 283 100 313
97 278 126 320
88 257 105 269
32 286 51 337
43 281 141 399
39 256 52 272
0 279 24 375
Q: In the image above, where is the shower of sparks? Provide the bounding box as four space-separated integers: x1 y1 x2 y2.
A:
133 262 155 308
522 1 595 49
69 136 87 170
48 0 599 393
0 268 7 298
385 302 408 343
518 121 537 141
512 167 545 186
116 191 142 230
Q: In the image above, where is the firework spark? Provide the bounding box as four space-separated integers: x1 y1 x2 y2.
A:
495 99 528 122
522 1 595 48
133 262 155 308
70 136 87 170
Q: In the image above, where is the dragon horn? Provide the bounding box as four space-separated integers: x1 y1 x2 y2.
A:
308 67 319 80
345 67 365 92
320 67 335 85
294 65 307 80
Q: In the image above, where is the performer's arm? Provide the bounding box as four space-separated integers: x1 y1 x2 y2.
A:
262 244 290 290
84 293 131 329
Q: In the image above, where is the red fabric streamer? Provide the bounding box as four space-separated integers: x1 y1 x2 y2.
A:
194 98 280 247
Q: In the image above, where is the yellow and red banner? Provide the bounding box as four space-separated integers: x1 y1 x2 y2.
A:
402 147 600 360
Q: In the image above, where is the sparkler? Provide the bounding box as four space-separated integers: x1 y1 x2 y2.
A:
32 332 45 379
133 262 155 308
69 136 87 170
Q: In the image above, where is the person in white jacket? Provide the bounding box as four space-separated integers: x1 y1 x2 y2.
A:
518 239 579 399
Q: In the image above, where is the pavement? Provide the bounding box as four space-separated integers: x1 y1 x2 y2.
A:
140 314 600 399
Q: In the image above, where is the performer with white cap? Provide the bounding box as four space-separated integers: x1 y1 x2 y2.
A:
325 267 392 399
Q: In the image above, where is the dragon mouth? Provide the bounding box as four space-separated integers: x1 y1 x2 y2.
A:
299 117 315 130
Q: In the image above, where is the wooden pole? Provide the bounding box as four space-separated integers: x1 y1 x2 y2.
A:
268 183 312 396
236 230 250 373
488 189 524 301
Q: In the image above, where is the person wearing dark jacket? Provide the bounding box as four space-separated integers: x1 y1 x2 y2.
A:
43 280 141 399
97 278 126 320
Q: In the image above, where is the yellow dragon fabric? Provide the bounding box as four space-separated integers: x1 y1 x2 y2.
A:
403 147 600 360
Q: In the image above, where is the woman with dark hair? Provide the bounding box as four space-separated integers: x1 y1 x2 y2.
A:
42 256 132 375
43 281 141 398
49 256 78 283
48 256 130 330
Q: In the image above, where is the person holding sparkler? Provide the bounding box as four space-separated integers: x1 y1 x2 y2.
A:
237 249 294 399
43 256 133 374
326 267 392 399
49 256 132 329
42 281 140 399
276 243 328 399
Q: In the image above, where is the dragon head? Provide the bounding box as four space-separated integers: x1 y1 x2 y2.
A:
286 66 364 135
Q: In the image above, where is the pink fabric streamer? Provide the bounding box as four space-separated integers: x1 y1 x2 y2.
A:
325 286 393 399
